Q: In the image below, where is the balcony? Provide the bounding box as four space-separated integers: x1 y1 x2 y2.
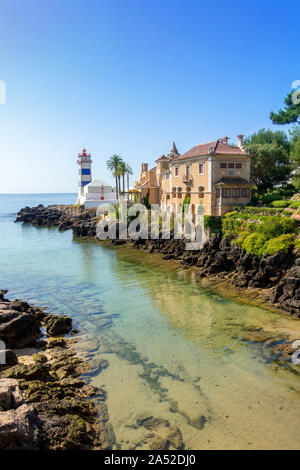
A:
182 175 193 184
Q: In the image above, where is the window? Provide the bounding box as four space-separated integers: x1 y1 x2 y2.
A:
172 187 176 198
220 163 227 169
81 168 91 175
185 165 191 178
222 188 231 198
177 187 182 198
228 163 235 169
166 173 170 180
232 188 240 198
242 188 250 198
174 166 179 176
216 188 220 198
198 163 204 175
235 163 242 169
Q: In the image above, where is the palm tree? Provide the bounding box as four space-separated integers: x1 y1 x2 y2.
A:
107 154 123 199
125 163 133 192
119 161 127 194
116 167 122 196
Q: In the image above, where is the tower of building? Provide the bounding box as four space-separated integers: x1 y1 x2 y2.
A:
167 141 180 158
77 148 92 204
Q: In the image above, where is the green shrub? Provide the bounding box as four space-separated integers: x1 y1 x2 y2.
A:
262 190 282 204
222 209 298 257
257 216 296 238
204 216 222 234
268 200 290 208
222 216 243 240
242 233 268 257
289 200 300 209
264 234 295 255
232 206 285 216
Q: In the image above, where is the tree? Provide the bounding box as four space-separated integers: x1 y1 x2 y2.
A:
106 154 123 199
289 127 300 166
124 163 133 192
245 128 290 150
270 88 300 125
289 127 300 191
244 129 292 193
119 162 127 194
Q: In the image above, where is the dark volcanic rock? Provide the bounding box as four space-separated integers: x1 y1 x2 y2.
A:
43 314 72 336
0 307 41 349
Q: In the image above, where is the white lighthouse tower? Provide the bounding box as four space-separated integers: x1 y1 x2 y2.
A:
76 148 92 204
76 147 117 208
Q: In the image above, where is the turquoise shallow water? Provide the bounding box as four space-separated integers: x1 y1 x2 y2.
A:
0 194 299 449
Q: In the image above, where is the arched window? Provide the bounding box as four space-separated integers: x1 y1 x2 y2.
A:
172 187 176 198
177 187 182 198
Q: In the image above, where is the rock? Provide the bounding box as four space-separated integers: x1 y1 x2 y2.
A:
10 300 31 312
0 308 41 348
99 359 109 370
43 315 72 336
46 337 67 349
149 437 169 450
1 363 54 382
0 404 41 449
0 349 18 366
81 385 99 397
0 379 23 411
142 417 169 431
33 353 48 364
0 293 101 450
242 330 275 343
166 426 184 450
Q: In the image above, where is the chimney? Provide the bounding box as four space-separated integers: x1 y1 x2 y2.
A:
220 136 229 144
237 134 245 150
141 163 148 172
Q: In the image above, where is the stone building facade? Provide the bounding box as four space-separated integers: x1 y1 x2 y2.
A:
135 136 251 216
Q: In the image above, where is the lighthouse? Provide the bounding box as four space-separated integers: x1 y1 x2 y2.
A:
76 148 92 204
76 147 117 208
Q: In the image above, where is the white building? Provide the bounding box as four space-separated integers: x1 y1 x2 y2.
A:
76 148 117 208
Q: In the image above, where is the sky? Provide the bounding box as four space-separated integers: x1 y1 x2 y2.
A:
0 0 299 193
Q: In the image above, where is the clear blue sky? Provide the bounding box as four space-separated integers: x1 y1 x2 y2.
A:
0 0 299 193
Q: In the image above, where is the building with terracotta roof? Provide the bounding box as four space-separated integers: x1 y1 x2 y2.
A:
135 136 251 216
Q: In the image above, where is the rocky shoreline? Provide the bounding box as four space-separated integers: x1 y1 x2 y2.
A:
15 204 300 318
0 290 110 450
